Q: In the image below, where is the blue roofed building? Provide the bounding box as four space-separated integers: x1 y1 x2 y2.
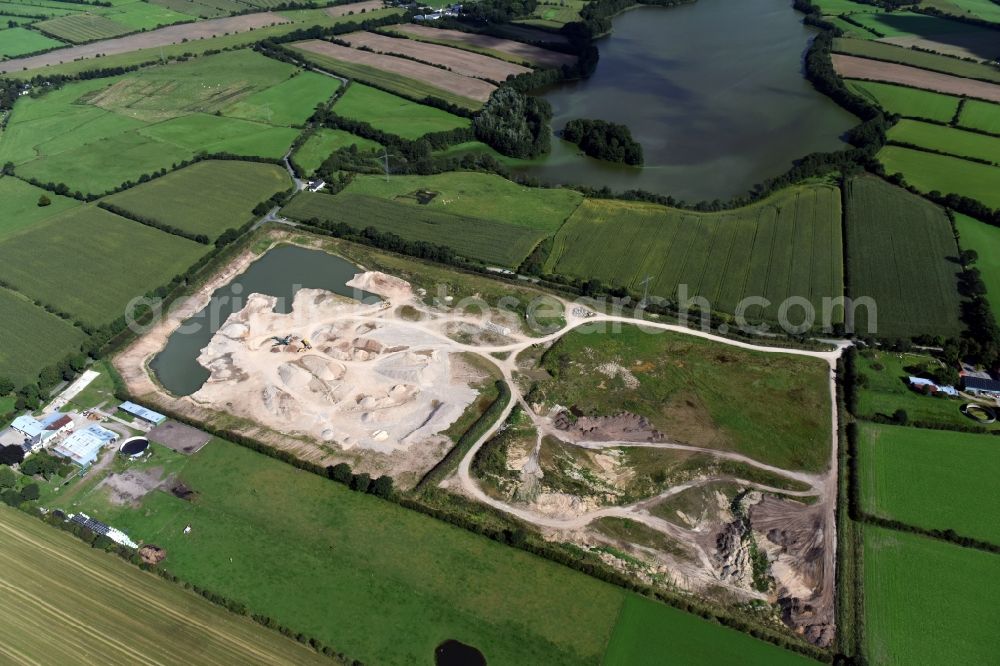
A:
118 401 167 427
11 414 56 453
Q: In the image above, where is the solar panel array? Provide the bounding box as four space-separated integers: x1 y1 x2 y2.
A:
70 514 110 537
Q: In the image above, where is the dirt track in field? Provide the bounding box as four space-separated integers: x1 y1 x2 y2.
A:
326 0 385 17
832 54 1000 103
342 30 531 82
395 24 576 68
293 38 496 102
0 12 289 74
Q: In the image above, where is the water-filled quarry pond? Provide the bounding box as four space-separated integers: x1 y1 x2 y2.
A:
511 0 858 201
151 245 378 397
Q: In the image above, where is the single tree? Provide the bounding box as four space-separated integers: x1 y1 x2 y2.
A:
349 473 371 493
0 465 16 489
19 483 39 502
37 194 51 207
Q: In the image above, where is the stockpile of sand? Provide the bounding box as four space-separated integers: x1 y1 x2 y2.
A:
192 288 477 453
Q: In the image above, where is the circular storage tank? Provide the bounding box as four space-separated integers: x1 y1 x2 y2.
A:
120 436 150 458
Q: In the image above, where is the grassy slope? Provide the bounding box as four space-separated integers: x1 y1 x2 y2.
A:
0 286 85 384
844 175 963 338
604 595 817 666
332 82 471 139
886 119 1000 163
545 184 843 321
341 171 582 232
536 325 832 471
0 176 81 241
0 506 332 665
282 192 547 267
0 26 64 58
103 160 291 239
958 99 1000 134
855 351 1000 430
863 526 1000 666
0 206 208 326
846 79 960 122
858 422 1000 543
221 70 341 127
878 145 1000 209
292 128 381 175
955 212 1000 312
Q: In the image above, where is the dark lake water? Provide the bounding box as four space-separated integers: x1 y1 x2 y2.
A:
510 0 858 201
151 245 378 397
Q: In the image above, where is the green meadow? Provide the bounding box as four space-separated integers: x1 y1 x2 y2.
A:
331 82 471 139
292 128 381 175
864 527 1000 666
887 119 1000 164
0 206 208 326
878 146 1000 209
0 176 80 241
34 13 132 42
833 37 1000 83
958 99 1000 135
956 213 1000 312
859 423 1000 544
844 175 963 338
0 287 85 384
103 160 291 240
0 26 64 57
847 79 959 123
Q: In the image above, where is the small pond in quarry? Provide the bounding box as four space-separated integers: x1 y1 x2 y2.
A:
151 245 378 397
510 0 858 201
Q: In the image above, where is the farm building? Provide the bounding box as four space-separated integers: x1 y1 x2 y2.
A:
11 415 56 452
961 376 1000 400
118 401 167 427
41 413 73 436
51 425 118 467
908 376 959 397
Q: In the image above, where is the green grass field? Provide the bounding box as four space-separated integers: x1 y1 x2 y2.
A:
103 160 290 240
922 0 1000 23
332 82 471 139
34 13 131 42
844 175 963 338
544 184 843 323
813 0 879 13
0 176 81 241
863 526 1000 666
833 37 1000 83
292 128 381 175
0 206 208 326
858 423 1000 543
291 45 483 112
0 506 332 664
0 26 64 57
535 325 832 471
603 596 816 666
878 145 1000 209
97 0 196 29
1 50 321 194
887 119 1000 163
282 192 548 267
845 9 989 39
854 351 1000 430
0 286 85 384
847 79 960 122
46 436 815 665
958 99 1000 134
955 212 1000 311
341 171 583 232
514 0 586 29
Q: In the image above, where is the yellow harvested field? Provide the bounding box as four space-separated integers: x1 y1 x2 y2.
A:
395 23 576 68
326 0 385 17
341 30 531 81
0 12 289 74
832 54 1000 103
294 38 497 102
0 507 330 665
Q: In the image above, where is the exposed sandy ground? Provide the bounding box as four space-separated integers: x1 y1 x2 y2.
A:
341 31 531 82
0 12 289 74
293 39 496 102
879 33 1000 62
832 54 1000 102
191 288 478 453
326 0 385 17
395 24 576 68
